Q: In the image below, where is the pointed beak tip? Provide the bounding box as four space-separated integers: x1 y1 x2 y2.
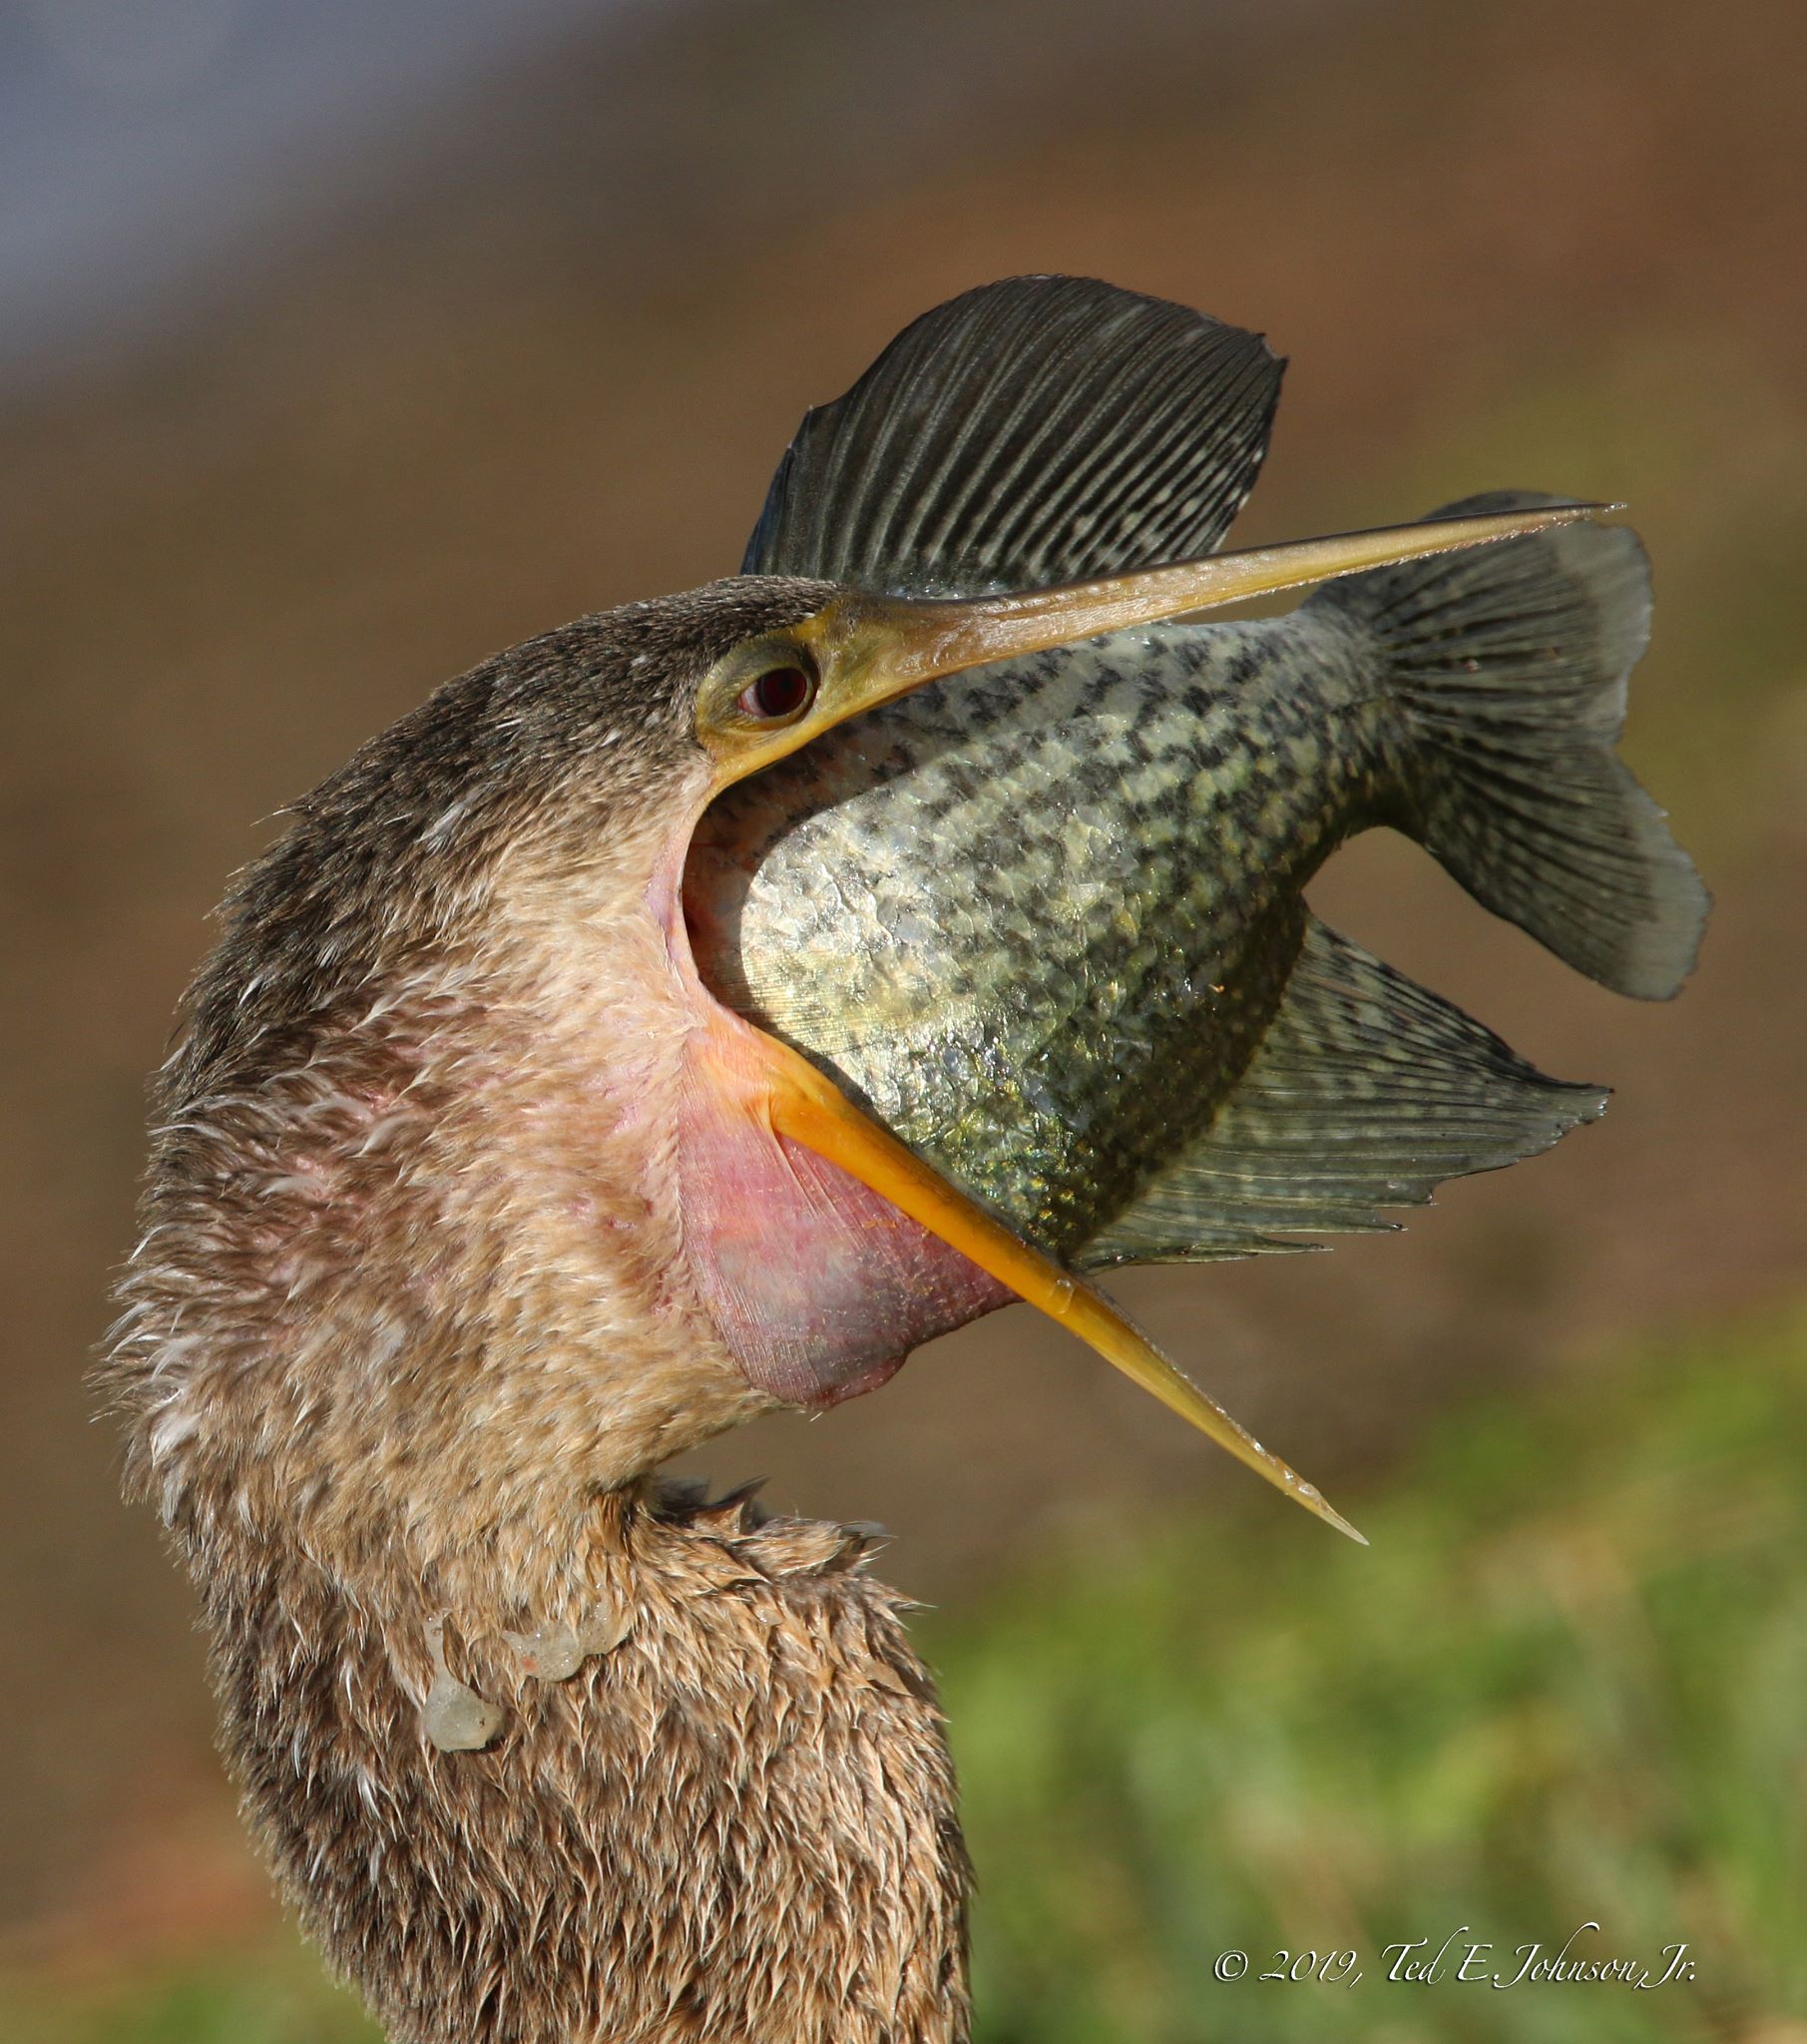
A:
1289 1477 1368 1546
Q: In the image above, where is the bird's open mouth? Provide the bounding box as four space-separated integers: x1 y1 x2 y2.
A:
654 505 1605 1538
658 834 1010 1410
665 822 1364 1536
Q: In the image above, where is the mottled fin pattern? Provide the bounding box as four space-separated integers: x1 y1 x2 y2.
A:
743 275 1282 596
1311 490 1709 1000
1081 919 1605 1269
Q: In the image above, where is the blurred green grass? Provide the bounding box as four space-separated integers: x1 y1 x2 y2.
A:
942 1307 1807 2043
7 1307 1804 2044
2 1942 379 2044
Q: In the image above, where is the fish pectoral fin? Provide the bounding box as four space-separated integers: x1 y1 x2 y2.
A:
743 275 1282 596
750 1029 1363 1541
1083 919 1607 1270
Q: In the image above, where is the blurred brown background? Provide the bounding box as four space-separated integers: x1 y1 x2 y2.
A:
1 0 1802 1980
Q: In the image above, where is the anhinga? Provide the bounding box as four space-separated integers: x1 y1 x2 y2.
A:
103 278 1703 2043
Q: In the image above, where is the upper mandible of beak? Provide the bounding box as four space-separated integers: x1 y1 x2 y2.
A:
798 500 1609 730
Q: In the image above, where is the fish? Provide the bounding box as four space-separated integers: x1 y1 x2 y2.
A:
683 276 1709 1272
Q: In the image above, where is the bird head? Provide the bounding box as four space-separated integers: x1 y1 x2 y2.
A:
110 511 1589 1588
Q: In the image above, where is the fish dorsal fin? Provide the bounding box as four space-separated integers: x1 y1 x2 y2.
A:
1081 919 1605 1270
742 275 1283 596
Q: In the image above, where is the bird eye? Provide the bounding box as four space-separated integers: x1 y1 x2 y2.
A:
735 665 816 723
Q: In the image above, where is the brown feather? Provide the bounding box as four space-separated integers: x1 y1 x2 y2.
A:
209 1482 970 2044
101 578 972 2042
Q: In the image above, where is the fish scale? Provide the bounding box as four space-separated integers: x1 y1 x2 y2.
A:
689 609 1388 1257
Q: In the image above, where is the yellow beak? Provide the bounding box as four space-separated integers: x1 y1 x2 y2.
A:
705 501 1608 1540
715 502 1606 780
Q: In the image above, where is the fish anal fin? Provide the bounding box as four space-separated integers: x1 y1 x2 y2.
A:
1080 920 1605 1270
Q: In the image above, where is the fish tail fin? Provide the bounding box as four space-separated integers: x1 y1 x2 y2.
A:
1311 490 1708 999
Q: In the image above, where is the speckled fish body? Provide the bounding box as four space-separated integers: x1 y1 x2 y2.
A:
695 278 1707 1273
689 610 1373 1259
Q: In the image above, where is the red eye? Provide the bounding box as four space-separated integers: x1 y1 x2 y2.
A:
736 665 816 722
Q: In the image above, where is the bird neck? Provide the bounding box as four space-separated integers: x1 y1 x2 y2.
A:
110 821 976 2040
197 1476 972 2044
